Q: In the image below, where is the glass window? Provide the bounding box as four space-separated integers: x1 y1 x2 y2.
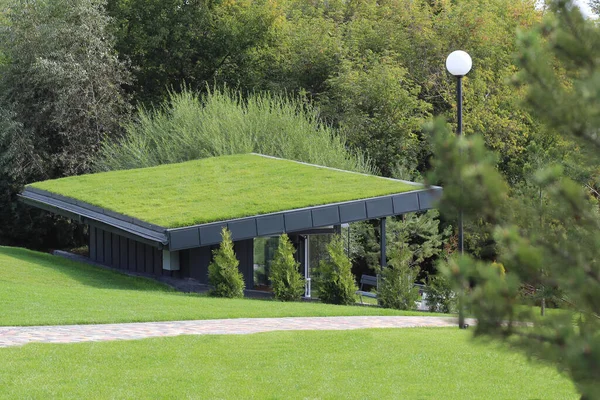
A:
253 237 279 291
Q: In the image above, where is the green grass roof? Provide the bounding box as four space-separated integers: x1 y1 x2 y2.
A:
29 154 418 228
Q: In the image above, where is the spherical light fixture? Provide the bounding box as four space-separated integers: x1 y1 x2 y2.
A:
445 50 472 76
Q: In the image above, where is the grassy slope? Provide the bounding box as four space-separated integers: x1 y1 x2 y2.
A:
0 329 577 399
29 154 417 228
0 247 439 326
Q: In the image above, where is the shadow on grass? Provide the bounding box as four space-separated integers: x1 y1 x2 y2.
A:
2 246 180 293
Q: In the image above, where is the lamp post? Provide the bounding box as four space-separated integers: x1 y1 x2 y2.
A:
446 50 472 329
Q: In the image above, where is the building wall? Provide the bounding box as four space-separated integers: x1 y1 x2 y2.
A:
89 227 305 290
179 239 254 287
89 226 255 284
89 226 165 276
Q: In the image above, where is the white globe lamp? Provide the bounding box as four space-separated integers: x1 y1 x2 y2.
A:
446 50 472 76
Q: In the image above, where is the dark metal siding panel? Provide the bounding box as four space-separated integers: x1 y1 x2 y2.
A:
104 231 112 267
120 236 128 270
199 224 226 246
111 233 120 268
169 228 200 251
153 248 163 275
284 211 313 232
89 226 97 261
189 246 212 284
366 197 394 219
179 249 190 278
392 193 420 214
311 206 340 227
228 220 257 241
339 202 367 223
128 239 137 271
96 228 105 264
136 243 145 273
145 244 154 274
256 215 285 236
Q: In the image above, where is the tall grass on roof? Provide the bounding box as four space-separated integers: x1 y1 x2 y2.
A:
94 87 374 174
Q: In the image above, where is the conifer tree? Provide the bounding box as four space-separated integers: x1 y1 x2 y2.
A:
208 228 245 298
270 234 305 302
317 235 357 305
428 1 600 397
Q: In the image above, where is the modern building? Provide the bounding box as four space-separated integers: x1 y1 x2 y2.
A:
20 153 441 296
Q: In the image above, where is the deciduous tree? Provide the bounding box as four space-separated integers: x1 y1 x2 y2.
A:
0 0 130 248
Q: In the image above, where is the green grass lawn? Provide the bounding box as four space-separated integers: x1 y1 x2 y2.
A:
0 329 577 399
28 153 417 228
0 246 441 326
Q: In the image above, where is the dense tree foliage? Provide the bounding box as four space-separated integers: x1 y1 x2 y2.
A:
106 0 277 106
239 0 543 179
0 0 129 248
351 210 449 278
429 1 600 397
0 0 554 253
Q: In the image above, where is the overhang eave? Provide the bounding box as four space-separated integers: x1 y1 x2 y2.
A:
19 185 442 252
166 186 442 251
19 189 169 248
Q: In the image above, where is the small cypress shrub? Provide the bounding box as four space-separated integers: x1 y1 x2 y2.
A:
270 234 305 301
317 235 357 305
208 227 245 298
378 249 420 310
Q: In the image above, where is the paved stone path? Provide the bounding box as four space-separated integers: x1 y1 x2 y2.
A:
0 316 476 348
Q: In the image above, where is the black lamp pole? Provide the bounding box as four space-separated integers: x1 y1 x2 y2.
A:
456 75 466 330
446 50 471 330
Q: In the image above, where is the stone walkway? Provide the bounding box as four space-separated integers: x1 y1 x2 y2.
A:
0 316 475 348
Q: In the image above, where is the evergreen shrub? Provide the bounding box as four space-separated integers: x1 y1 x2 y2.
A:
378 248 420 310
424 274 456 313
317 235 357 305
270 234 305 301
208 228 245 298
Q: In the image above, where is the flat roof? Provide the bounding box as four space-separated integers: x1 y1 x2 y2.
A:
27 154 419 228
21 154 442 250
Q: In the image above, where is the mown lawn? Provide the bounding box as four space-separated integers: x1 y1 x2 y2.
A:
0 246 441 326
28 153 417 227
0 329 577 399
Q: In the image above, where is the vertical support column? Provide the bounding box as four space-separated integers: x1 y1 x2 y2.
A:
162 249 180 271
334 224 342 235
380 217 387 268
304 235 311 298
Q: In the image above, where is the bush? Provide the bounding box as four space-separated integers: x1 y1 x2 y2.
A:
378 248 420 310
208 228 245 298
424 274 456 313
317 235 357 305
94 87 373 174
270 234 305 301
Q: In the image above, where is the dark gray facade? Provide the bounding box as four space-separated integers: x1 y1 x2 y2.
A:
89 226 308 289
89 226 167 276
